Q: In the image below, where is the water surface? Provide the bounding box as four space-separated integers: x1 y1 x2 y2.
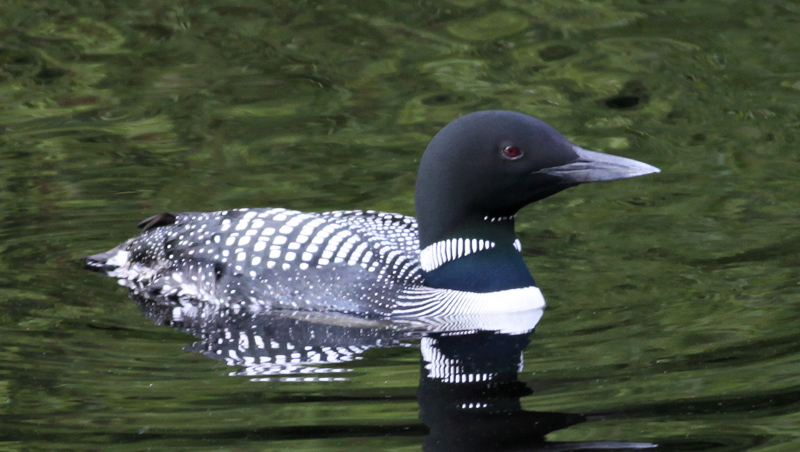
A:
1 1 800 450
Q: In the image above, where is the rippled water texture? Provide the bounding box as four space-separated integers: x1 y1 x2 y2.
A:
1 1 800 450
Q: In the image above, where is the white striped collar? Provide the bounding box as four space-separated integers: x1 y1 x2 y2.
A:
419 238 496 272
419 237 523 272
483 214 515 223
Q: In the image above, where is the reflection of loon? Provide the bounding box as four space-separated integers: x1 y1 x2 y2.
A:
420 331 656 451
135 295 656 449
138 295 419 380
134 292 539 379
85 110 658 318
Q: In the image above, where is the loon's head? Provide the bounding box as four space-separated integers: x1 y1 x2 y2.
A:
414 110 659 291
415 110 659 247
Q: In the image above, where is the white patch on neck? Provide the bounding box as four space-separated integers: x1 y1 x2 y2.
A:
483 214 515 223
513 238 522 252
419 238 496 272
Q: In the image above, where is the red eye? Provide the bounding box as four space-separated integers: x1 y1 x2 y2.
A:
502 146 523 160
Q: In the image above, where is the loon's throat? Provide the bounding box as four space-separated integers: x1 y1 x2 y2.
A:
419 217 534 293
421 240 534 292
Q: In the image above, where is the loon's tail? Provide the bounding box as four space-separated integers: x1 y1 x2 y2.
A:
83 213 175 275
83 242 132 274
83 250 117 274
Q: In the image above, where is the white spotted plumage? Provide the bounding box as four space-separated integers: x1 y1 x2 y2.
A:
93 207 542 317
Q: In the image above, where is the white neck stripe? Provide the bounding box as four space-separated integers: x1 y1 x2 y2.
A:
483 215 516 223
419 238 496 272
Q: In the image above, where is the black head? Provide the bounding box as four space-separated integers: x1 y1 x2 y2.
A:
414 110 659 247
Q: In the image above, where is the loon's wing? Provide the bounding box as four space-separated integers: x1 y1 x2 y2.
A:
85 208 426 316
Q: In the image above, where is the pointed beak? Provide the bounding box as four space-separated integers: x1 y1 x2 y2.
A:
540 146 660 184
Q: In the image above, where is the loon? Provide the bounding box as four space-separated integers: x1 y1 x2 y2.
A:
85 110 659 318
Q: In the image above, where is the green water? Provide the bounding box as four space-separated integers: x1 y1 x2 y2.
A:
2 0 800 450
